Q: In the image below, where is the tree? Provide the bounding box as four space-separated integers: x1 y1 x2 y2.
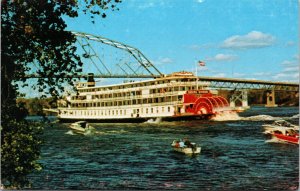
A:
1 0 121 188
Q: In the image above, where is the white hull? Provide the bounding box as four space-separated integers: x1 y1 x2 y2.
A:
172 147 201 154
69 121 95 135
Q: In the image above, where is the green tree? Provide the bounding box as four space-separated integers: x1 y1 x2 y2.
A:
1 0 121 188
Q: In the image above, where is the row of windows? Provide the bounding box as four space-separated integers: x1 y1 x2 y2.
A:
73 86 195 100
69 96 182 108
77 78 197 93
62 106 172 116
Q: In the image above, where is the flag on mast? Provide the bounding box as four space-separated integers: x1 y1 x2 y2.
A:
198 60 205 66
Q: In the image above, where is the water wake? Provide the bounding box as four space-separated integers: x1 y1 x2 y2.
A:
211 112 241 121
65 130 75 135
144 117 162 124
265 137 280 143
212 112 284 122
290 114 299 119
244 115 280 121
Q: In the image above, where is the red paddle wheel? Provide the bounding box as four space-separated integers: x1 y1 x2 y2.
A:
183 90 230 116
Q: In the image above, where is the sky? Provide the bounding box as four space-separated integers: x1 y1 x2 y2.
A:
21 0 299 97
64 0 299 83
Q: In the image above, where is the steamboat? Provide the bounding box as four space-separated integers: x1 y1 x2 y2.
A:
55 72 232 122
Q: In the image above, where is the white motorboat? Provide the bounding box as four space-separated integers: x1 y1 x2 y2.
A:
69 121 95 135
263 120 298 134
171 139 201 154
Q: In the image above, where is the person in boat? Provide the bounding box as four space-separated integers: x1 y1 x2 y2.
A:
183 138 192 148
174 141 180 148
179 139 185 148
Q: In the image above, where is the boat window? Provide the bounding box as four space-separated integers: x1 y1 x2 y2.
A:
146 108 149 114
274 130 282 134
178 95 182 101
151 108 153 113
168 107 170 112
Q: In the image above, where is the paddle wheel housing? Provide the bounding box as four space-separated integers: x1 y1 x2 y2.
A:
183 90 229 115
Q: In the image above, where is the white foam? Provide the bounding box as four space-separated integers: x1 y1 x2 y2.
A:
265 137 290 144
144 117 162 124
65 130 75 135
244 115 279 121
290 114 299 119
211 111 241 121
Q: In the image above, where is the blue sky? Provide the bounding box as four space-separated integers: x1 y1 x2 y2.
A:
63 0 299 83
64 0 299 83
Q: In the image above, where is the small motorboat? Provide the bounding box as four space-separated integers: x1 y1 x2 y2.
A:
263 120 299 145
171 139 201 154
263 120 298 133
69 121 95 135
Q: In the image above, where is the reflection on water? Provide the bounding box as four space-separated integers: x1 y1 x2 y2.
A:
28 107 299 190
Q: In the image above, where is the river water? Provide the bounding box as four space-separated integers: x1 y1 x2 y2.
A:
28 106 299 190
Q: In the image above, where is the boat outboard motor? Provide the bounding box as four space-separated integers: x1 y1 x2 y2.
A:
87 73 95 87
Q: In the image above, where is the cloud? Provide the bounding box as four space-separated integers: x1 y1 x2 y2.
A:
129 0 170 9
137 2 155 9
253 72 272 76
188 44 202 50
187 43 215 50
285 41 296 46
272 72 299 82
272 57 299 81
221 31 275 49
232 73 246 77
160 57 173 64
212 73 226 77
196 0 205 3
283 65 298 73
153 57 173 65
206 53 238 62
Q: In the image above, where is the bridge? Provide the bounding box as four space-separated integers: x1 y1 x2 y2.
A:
25 31 299 109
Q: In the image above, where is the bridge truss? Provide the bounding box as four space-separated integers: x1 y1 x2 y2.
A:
71 31 163 78
198 76 299 91
24 31 298 92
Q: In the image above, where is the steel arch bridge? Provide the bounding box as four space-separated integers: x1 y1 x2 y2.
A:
25 31 298 92
71 31 163 78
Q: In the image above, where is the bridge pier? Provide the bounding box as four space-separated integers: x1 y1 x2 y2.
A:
265 88 278 107
229 90 250 112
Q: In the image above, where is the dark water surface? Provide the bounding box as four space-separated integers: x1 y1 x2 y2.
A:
28 107 299 190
